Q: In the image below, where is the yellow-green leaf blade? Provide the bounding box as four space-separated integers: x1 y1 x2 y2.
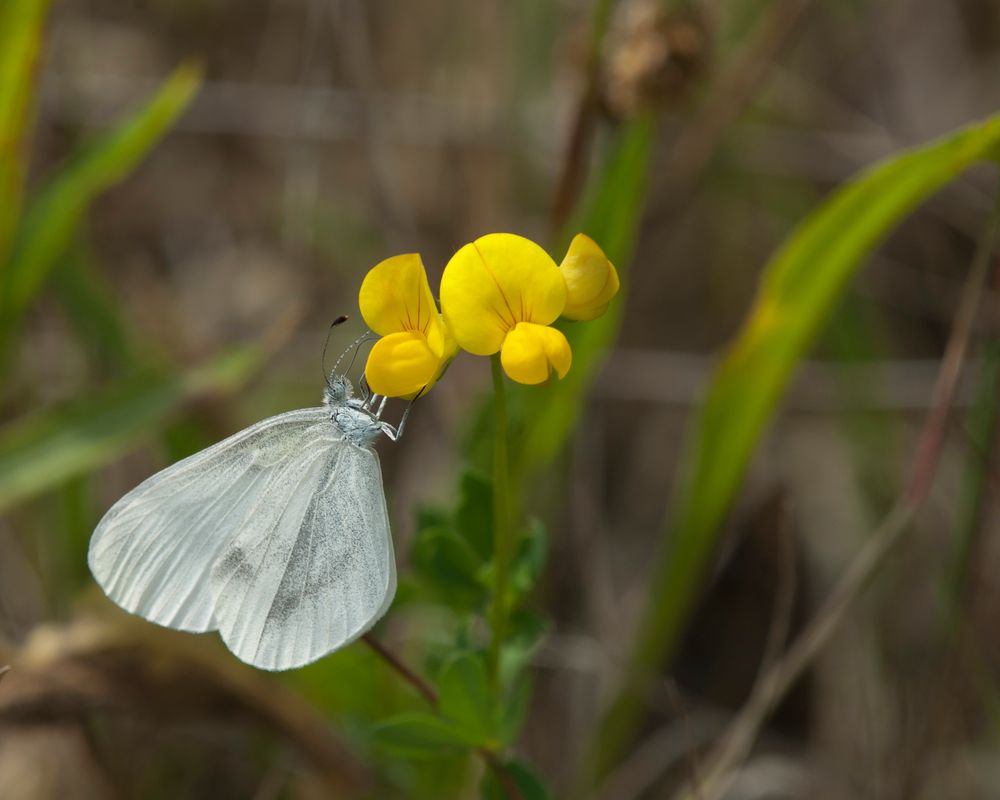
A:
0 61 201 342
0 0 49 264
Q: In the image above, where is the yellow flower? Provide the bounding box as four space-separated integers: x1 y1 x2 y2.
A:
439 233 572 385
559 234 620 321
359 253 456 398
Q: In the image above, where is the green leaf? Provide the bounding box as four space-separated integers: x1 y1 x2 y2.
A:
480 758 551 800
0 61 201 352
411 471 502 610
510 518 547 596
594 112 1000 779
454 470 494 559
416 503 450 532
498 671 532 746
370 712 478 759
411 524 489 609
437 651 495 746
500 609 549 685
0 0 48 264
0 347 261 513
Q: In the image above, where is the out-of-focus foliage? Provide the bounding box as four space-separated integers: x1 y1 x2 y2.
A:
593 111 1000 778
0 63 200 362
375 469 547 787
0 9 215 515
513 116 655 474
0 347 262 513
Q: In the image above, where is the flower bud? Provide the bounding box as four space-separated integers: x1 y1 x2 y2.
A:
559 234 620 321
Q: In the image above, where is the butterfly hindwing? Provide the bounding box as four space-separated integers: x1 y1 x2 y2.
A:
210 439 395 671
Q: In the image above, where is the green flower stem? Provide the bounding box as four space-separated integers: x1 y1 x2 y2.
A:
489 354 512 685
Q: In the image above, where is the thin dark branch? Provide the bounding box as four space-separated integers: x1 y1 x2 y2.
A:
549 0 615 232
906 220 1000 500
361 633 437 706
481 749 526 800
551 83 602 232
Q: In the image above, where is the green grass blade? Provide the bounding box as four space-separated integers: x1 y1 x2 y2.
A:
0 0 49 265
0 346 261 514
0 62 201 348
53 241 143 372
512 114 655 474
591 112 1000 779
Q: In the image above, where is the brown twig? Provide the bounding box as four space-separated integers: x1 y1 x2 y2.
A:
361 634 525 800
551 82 603 233
676 185 1000 800
549 0 615 232
480 748 527 800
361 633 437 706
893 350 1000 796
905 239 1000 500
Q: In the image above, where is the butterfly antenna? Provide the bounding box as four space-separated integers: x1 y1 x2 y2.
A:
330 330 376 389
322 315 350 390
343 331 377 376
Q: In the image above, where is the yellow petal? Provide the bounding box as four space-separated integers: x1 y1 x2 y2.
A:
559 234 620 321
499 322 572 385
359 253 439 338
364 331 442 398
436 313 459 362
440 233 567 355
419 314 458 393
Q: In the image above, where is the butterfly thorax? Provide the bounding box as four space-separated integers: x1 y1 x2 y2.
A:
323 375 382 446
330 403 382 446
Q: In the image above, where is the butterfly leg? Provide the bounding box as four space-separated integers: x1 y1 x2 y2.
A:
378 385 425 441
379 401 412 442
375 395 388 419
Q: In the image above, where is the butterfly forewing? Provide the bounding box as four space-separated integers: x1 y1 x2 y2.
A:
210 440 395 670
89 408 334 632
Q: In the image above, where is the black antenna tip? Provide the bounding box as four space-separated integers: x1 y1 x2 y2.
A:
332 315 349 327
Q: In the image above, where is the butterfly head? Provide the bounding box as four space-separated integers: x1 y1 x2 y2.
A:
323 374 354 408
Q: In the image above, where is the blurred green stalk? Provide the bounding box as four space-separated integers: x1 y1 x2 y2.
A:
0 0 48 267
489 355 513 689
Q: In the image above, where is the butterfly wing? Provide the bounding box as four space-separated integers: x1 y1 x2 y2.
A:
88 408 333 633
210 440 395 671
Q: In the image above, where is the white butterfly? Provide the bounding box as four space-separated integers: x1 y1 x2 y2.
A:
88 374 408 671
